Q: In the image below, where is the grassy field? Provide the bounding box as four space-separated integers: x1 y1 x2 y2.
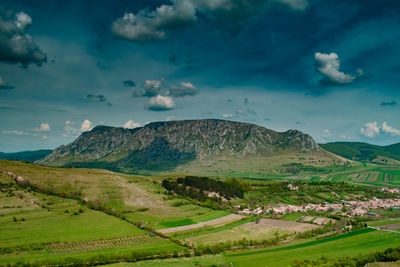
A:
0 160 231 230
226 228 400 267
105 254 227 267
183 219 317 246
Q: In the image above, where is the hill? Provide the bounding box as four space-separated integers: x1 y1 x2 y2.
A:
37 119 348 175
320 142 400 165
0 149 52 162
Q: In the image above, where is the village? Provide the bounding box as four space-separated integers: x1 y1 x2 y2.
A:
237 184 400 218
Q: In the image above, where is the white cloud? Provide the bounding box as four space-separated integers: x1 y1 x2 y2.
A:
382 122 400 136
147 95 175 111
112 1 196 42
0 10 46 66
112 0 308 42
2 129 29 136
80 119 93 132
123 120 141 129
134 79 162 97
64 120 79 136
360 121 380 138
322 129 331 138
34 122 50 132
314 52 355 85
166 116 176 121
223 113 233 118
169 81 197 97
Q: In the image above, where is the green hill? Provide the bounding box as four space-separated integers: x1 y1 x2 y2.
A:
0 149 52 162
320 142 400 163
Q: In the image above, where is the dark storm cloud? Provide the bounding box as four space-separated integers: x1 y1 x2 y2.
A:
0 8 46 67
111 0 308 42
123 80 136 87
86 94 112 106
381 101 397 106
168 82 197 97
133 80 162 97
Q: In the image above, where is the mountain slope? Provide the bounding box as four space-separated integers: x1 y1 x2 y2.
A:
320 142 400 164
38 119 348 175
0 149 52 162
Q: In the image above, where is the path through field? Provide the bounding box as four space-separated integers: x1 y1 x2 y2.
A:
158 214 244 234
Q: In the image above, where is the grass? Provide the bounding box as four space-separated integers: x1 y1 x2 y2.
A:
226 228 400 267
0 240 184 266
160 218 196 228
104 254 227 267
0 188 145 248
370 219 400 227
281 213 304 221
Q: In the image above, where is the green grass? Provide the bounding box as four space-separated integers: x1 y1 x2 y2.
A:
104 254 227 267
370 220 400 227
0 240 184 265
160 218 196 228
281 213 304 221
226 228 400 267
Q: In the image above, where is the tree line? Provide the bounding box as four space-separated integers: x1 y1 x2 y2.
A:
162 176 246 200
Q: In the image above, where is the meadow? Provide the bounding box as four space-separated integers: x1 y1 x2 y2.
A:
1 159 400 266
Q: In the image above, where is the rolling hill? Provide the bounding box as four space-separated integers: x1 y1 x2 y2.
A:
0 149 52 162
38 119 348 175
320 142 400 165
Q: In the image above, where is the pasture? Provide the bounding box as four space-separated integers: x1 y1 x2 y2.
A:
226 228 400 267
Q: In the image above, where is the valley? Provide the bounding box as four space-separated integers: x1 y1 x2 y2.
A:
1 154 400 266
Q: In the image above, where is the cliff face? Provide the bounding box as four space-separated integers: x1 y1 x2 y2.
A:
38 119 341 174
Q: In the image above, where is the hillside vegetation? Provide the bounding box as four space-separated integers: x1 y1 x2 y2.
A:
320 142 400 164
0 150 52 162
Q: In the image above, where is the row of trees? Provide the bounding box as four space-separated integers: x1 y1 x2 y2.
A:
171 176 246 199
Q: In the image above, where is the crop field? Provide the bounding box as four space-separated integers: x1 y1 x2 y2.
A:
105 254 228 267
183 219 318 246
226 228 400 267
46 235 165 254
158 214 243 234
275 167 400 188
0 162 189 265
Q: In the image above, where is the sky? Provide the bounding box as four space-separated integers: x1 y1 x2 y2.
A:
0 0 399 152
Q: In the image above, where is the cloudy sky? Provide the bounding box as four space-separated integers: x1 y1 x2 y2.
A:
0 0 399 152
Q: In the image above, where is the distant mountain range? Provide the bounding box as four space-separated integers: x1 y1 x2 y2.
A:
320 142 400 164
37 119 347 175
0 150 53 162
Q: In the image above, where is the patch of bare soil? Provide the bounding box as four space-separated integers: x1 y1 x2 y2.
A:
379 223 400 230
242 219 318 232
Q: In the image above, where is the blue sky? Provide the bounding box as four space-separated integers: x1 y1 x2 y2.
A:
0 0 399 152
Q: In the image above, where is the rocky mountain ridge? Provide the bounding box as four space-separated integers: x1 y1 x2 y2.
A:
38 119 346 174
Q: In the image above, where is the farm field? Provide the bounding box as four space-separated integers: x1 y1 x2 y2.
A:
295 167 400 188
226 228 400 267
158 214 243 234
183 219 318 246
0 160 231 230
105 254 228 267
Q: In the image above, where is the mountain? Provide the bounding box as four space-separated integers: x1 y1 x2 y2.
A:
320 142 400 164
0 149 53 162
38 119 348 175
